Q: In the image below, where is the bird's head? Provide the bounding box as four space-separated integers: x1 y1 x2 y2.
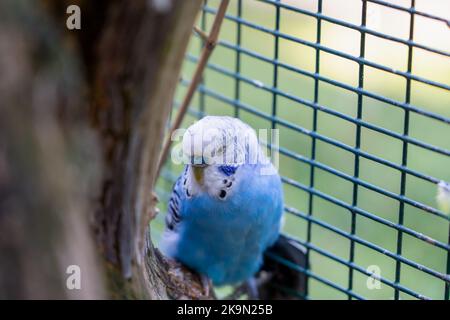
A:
182 116 260 184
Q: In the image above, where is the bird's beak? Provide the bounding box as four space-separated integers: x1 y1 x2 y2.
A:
192 165 205 184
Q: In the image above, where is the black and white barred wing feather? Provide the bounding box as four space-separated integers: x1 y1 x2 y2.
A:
165 174 184 231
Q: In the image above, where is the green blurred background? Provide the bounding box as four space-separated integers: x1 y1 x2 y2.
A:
152 0 450 299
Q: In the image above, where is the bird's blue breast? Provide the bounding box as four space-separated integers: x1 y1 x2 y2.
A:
170 164 283 285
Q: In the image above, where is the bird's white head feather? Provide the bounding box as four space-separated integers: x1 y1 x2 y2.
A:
182 116 261 166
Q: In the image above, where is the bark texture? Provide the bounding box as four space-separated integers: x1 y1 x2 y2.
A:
0 0 208 299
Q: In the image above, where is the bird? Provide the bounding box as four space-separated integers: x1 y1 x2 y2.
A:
159 116 284 294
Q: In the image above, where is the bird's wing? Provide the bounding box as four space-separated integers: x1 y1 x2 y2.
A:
165 172 185 231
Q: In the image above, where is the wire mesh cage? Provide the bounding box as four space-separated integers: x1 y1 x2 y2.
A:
154 0 450 300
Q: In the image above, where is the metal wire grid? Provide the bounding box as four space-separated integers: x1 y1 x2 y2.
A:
157 0 450 300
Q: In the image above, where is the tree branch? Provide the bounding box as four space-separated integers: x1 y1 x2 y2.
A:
0 0 214 300
91 0 208 299
157 0 230 177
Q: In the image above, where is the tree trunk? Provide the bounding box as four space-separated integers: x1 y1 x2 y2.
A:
0 0 206 299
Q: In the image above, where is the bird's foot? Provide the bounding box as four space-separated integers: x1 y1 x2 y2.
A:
224 284 246 300
225 277 263 300
200 274 215 299
245 278 259 300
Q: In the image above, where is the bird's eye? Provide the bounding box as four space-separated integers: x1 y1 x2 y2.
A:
219 190 227 199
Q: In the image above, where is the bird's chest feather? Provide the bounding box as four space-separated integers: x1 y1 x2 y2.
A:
174 165 283 284
182 165 275 237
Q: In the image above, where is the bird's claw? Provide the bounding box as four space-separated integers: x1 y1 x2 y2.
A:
225 277 262 300
245 278 260 300
200 274 215 298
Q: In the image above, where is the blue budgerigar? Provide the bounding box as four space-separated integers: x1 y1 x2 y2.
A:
160 116 284 288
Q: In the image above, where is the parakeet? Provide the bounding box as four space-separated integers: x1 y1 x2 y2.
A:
160 116 284 287
437 181 450 215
